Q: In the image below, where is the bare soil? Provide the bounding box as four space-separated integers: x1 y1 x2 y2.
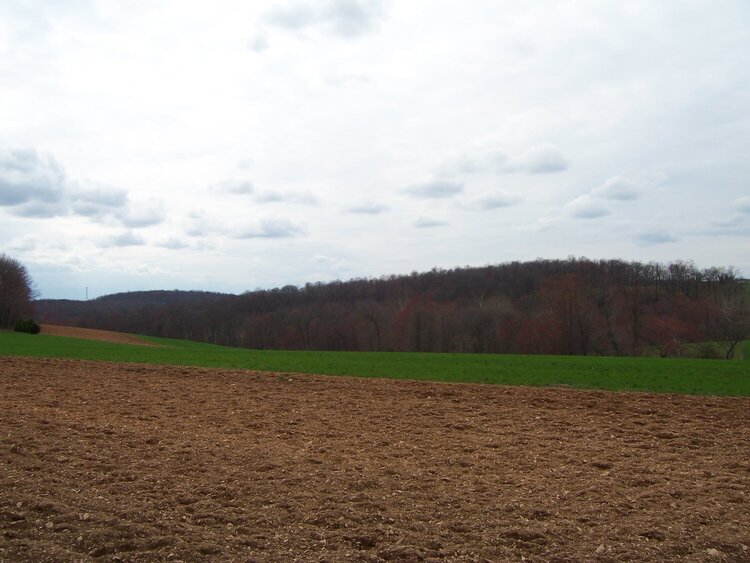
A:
39 325 159 347
1 356 748 562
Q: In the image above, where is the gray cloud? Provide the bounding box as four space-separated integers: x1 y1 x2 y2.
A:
184 211 218 238
635 231 678 246
115 201 164 228
323 0 386 37
70 186 129 218
264 0 385 38
265 3 316 30
414 217 448 228
212 179 255 195
325 72 371 87
254 190 319 205
443 151 508 176
0 148 66 206
504 145 569 174
707 213 749 236
0 148 164 228
158 238 189 250
212 178 318 205
345 201 389 214
712 215 745 229
592 175 641 201
7 236 36 252
103 231 146 247
735 197 750 214
236 218 305 239
468 190 519 210
442 146 567 177
403 180 463 199
480 151 509 173
254 191 284 202
564 196 610 219
13 201 67 218
247 33 269 52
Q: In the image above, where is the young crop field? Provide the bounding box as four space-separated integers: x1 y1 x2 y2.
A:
0 328 749 396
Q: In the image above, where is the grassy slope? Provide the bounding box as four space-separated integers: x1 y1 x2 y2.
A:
1 331 748 396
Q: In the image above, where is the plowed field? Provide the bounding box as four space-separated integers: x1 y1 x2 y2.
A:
40 325 158 347
1 356 748 562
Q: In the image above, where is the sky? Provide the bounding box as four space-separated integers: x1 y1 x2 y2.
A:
1 0 749 300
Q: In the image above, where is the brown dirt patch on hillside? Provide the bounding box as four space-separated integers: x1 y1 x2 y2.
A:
40 325 159 347
1 356 748 562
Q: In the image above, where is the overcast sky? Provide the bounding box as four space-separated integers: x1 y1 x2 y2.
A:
1 1 749 299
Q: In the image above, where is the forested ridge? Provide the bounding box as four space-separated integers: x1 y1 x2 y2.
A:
35 258 749 358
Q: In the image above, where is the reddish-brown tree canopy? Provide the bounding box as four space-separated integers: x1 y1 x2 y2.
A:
34 258 749 358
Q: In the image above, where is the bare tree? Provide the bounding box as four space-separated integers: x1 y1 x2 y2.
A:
716 282 750 359
0 254 36 328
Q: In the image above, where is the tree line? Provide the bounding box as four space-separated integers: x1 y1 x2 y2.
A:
36 258 750 358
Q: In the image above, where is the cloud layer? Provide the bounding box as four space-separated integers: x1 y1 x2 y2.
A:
1 3 748 298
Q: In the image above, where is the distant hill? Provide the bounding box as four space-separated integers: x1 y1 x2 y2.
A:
36 290 230 327
34 259 748 358
91 290 231 305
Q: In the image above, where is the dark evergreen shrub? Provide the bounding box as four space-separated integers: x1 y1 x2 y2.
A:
14 319 40 334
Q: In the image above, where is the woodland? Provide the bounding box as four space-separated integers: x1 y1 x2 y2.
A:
34 258 749 359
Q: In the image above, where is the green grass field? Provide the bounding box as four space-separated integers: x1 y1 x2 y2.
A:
1 331 748 396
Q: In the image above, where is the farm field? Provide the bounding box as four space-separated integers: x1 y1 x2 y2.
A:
0 327 749 396
1 356 749 561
